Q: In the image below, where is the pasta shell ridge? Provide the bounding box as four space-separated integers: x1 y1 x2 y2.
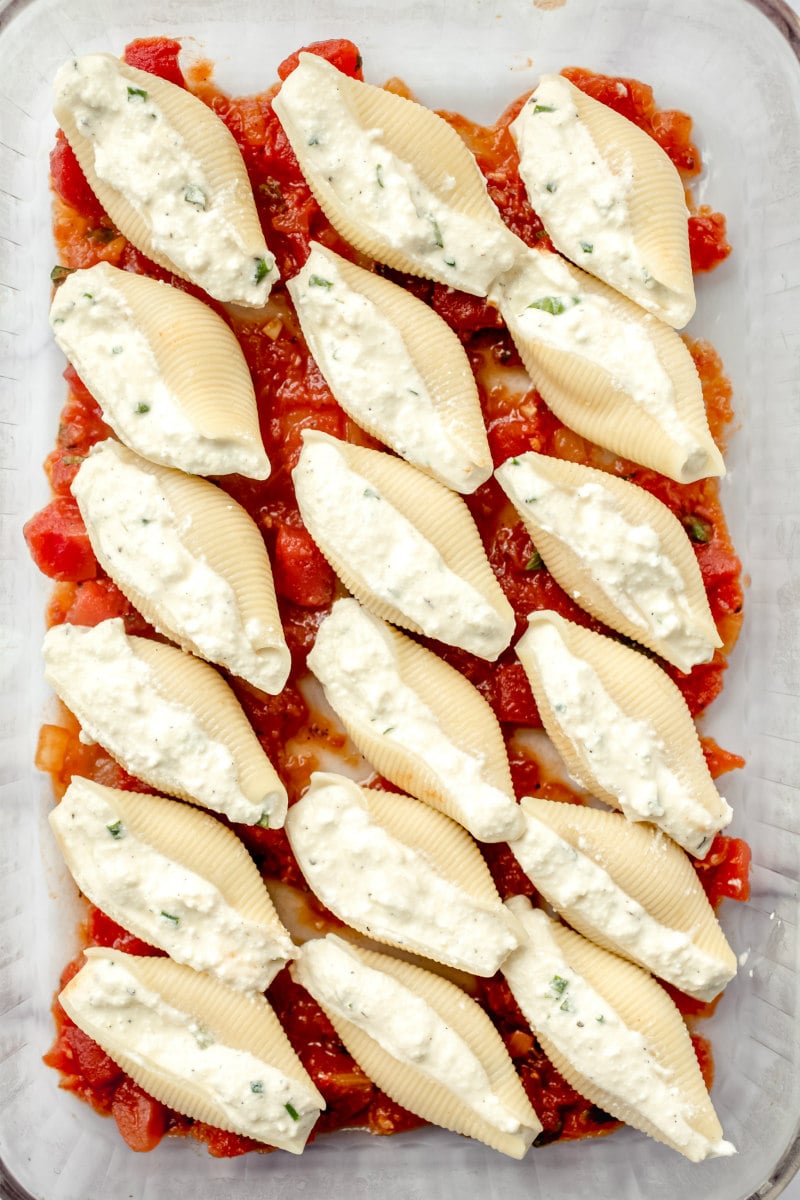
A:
292 936 540 1158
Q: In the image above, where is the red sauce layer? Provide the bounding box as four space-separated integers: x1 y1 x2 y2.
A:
29 36 748 1157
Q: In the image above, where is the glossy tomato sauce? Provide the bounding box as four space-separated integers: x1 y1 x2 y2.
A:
29 36 749 1156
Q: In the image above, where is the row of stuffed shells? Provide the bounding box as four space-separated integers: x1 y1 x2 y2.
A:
273 53 722 485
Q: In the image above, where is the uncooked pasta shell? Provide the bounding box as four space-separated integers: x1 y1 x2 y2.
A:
273 54 517 293
284 772 514 975
307 599 519 841
286 243 491 492
54 55 275 304
494 251 722 484
515 610 731 854
60 948 323 1151
292 936 540 1158
495 451 721 670
504 901 725 1159
49 776 294 985
518 795 736 991
51 263 268 477
293 431 514 660
73 440 289 693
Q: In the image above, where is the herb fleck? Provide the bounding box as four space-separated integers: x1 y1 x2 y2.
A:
106 820 124 839
580 241 594 253
160 911 180 926
429 215 444 248
183 184 207 210
545 181 557 193
250 1080 264 1094
135 402 150 415
524 550 544 571
532 103 556 114
309 274 333 288
376 163 384 189
254 257 272 284
528 295 578 316
285 1102 300 1121
549 975 569 997
127 86 148 101
682 513 712 544
50 265 75 287
256 812 271 829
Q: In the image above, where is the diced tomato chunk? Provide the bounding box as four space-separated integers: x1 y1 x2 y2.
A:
24 497 98 581
123 38 185 88
277 39 364 82
111 1078 168 1152
190 1123 266 1158
689 208 732 273
64 1025 123 1088
484 660 541 725
273 523 336 607
56 578 134 627
50 132 106 222
694 835 751 906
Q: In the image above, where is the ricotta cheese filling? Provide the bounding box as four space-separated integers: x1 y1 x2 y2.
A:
285 773 517 976
502 901 736 1161
495 455 718 671
42 618 279 825
293 435 512 660
491 249 706 473
72 441 289 693
50 269 269 478
294 935 525 1135
51 778 293 992
510 76 692 326
287 247 487 492
54 55 276 305
508 807 733 1000
273 55 518 296
62 954 321 1152
307 599 522 842
519 620 731 854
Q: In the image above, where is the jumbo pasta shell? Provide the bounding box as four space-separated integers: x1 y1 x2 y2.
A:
491 247 722 483
510 74 694 327
50 776 294 992
42 618 286 827
509 796 736 1001
495 451 721 672
502 900 734 1161
272 54 519 296
53 54 277 305
286 243 492 493
284 772 517 976
292 935 540 1158
50 263 269 478
293 431 514 661
72 439 290 693
60 948 323 1153
307 598 521 841
515 610 731 854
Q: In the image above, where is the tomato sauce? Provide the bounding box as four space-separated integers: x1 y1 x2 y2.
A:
30 36 749 1157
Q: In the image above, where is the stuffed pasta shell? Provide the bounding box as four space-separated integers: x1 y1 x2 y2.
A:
508 797 736 1001
287 243 492 492
495 451 721 672
292 934 540 1158
61 948 324 1152
285 772 517 976
502 900 735 1161
515 610 731 854
273 53 518 296
50 263 270 478
293 431 514 660
307 599 521 842
53 54 277 305
490 248 721 484
43 618 286 827
50 777 294 992
510 74 695 328
72 439 290 694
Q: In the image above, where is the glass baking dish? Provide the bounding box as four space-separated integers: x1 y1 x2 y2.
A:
1 0 798 1196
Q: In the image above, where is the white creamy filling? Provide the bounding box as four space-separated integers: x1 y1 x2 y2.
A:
273 55 517 296
519 620 731 854
285 773 517 975
502 901 735 1161
50 270 269 478
496 456 717 671
51 779 292 992
490 249 708 474
64 955 320 1152
54 56 276 304
42 618 276 825
307 599 522 842
508 808 732 1000
287 247 485 492
293 436 511 660
72 441 288 693
510 76 691 326
294 935 523 1135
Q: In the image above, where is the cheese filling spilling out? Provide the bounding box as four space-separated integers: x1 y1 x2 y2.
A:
54 55 276 305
